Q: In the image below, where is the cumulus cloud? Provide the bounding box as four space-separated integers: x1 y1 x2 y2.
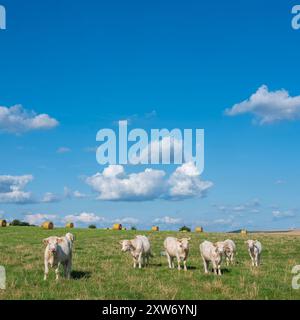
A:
0 175 34 204
153 216 182 224
25 213 57 225
86 162 213 201
225 85 300 124
42 192 62 203
0 105 59 134
64 212 105 224
86 165 166 201
168 162 213 199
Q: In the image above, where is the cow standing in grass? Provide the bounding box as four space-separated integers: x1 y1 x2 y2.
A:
200 240 222 275
120 235 151 269
164 237 191 271
215 239 236 266
246 240 262 267
43 233 75 280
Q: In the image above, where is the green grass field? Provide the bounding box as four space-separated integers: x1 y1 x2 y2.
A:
0 227 300 300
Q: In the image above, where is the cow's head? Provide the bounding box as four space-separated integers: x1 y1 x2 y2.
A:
245 239 256 249
119 240 133 252
43 236 63 253
65 232 75 243
178 237 191 251
215 242 225 254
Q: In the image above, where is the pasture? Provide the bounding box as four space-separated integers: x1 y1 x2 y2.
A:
0 227 300 300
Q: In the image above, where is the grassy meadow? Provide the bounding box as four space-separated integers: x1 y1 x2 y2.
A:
0 226 300 300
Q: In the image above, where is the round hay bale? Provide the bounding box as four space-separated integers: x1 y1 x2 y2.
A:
241 229 247 235
195 226 203 233
151 226 159 231
0 220 7 227
41 221 54 230
112 223 122 230
66 222 74 228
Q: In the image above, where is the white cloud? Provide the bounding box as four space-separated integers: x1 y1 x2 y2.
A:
0 105 59 134
86 165 166 201
225 85 300 124
56 147 71 154
0 175 34 204
167 162 213 200
272 210 295 219
64 187 88 199
64 212 105 224
25 213 57 225
72 190 87 198
153 216 182 224
112 217 139 224
86 162 213 201
139 136 184 164
42 192 62 203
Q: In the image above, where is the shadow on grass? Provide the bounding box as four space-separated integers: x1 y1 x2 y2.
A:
150 263 163 267
71 270 91 280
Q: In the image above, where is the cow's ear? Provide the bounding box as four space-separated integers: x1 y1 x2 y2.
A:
43 238 49 245
187 237 191 241
119 241 123 245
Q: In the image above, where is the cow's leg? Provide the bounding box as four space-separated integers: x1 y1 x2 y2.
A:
133 258 137 268
176 254 181 271
226 255 230 266
166 252 172 269
218 264 222 276
171 257 175 269
212 261 218 275
44 261 49 281
255 254 260 267
66 260 72 279
231 253 234 265
183 259 187 271
138 252 142 269
55 263 60 281
202 256 208 274
249 252 255 266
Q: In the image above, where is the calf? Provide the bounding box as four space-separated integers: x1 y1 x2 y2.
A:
246 240 262 267
120 235 151 268
43 233 75 280
200 240 222 275
164 237 191 271
215 239 236 266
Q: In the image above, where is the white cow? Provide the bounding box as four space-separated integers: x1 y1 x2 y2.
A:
200 240 222 275
43 233 75 280
215 239 236 266
246 240 262 267
120 235 151 269
164 237 191 271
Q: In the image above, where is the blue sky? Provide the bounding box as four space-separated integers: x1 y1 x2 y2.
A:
0 0 300 231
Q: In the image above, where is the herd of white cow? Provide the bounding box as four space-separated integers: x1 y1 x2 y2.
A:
43 233 262 280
